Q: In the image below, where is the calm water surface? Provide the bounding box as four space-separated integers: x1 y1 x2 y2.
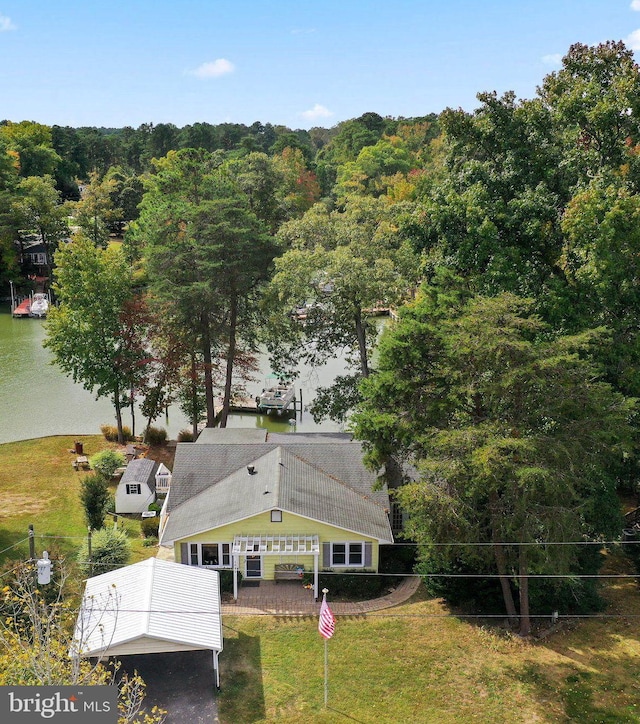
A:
0 305 346 444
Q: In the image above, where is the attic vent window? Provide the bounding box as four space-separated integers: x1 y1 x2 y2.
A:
247 465 256 475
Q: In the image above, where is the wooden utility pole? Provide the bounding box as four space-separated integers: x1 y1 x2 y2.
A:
87 527 93 577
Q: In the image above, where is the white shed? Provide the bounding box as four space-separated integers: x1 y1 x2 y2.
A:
72 558 223 687
115 458 158 514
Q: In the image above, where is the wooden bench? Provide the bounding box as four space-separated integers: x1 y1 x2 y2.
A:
274 563 304 583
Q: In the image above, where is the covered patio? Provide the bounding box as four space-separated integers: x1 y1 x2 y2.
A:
231 533 320 600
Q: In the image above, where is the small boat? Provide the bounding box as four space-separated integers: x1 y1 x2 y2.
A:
256 377 296 415
29 293 49 318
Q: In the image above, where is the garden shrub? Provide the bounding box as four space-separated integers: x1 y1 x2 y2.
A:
76 527 131 576
177 429 194 442
144 426 167 445
100 424 133 442
303 570 402 600
89 449 126 478
219 569 241 594
140 516 159 538
379 542 417 574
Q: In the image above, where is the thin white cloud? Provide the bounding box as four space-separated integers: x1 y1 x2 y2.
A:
188 59 235 79
631 1 640 11
299 103 334 121
0 14 16 31
541 53 562 67
625 28 640 50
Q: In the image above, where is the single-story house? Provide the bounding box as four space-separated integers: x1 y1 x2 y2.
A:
159 428 394 600
115 458 159 514
71 558 223 687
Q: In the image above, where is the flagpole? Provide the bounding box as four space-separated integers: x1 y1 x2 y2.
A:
324 636 328 707
319 587 335 708
322 587 329 707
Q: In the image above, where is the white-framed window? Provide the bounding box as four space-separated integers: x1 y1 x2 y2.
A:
188 542 231 568
271 510 282 522
330 542 364 567
126 483 141 495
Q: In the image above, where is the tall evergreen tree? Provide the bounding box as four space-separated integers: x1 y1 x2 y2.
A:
354 288 635 636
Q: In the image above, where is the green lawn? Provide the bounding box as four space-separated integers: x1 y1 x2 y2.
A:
219 572 640 723
2 437 640 723
0 435 152 565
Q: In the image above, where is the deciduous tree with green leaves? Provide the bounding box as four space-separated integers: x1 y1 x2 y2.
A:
12 174 70 283
73 170 122 248
44 234 142 443
353 288 636 636
0 121 62 177
265 196 420 422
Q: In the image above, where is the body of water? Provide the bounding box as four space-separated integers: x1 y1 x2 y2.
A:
0 305 347 444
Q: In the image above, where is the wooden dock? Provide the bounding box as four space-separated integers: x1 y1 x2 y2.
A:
215 395 299 419
12 298 31 317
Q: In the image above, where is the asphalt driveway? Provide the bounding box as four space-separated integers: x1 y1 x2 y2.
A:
117 649 219 723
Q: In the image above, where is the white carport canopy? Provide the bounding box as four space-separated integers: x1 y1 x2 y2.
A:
72 558 223 687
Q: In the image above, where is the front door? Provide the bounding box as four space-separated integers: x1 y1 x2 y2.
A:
246 555 262 578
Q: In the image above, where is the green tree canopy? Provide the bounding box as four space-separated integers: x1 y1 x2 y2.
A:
138 148 278 429
0 121 62 177
12 174 70 283
265 196 420 421
353 288 636 636
44 234 141 442
538 41 640 185
73 171 121 247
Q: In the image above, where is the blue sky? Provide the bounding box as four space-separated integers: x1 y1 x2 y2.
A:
1 1 639 130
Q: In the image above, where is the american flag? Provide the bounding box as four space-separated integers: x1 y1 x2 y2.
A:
318 593 335 639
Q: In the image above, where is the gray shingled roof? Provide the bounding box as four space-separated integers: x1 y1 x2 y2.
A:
121 458 160 493
160 433 393 545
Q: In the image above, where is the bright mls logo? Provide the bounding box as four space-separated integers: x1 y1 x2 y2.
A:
1 686 117 722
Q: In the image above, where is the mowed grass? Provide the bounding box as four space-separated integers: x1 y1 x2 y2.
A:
0 435 152 564
2 437 640 722
219 574 640 724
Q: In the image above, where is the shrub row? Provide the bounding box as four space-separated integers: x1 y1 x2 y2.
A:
302 569 404 600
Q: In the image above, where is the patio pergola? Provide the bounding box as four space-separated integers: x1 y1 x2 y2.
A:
231 534 320 599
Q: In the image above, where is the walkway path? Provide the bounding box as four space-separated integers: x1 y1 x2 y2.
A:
221 576 421 616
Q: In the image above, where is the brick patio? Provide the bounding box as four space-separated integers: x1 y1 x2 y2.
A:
156 548 421 616
221 576 421 616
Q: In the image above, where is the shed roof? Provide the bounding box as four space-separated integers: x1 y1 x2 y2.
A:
121 458 160 492
72 558 222 658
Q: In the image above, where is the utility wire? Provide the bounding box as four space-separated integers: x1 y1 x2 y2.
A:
24 533 640 547
35 607 640 620
0 537 30 556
